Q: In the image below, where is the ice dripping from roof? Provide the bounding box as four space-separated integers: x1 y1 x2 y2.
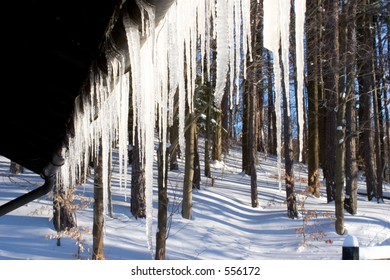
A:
60 55 130 215
263 0 305 191
263 0 284 191
60 0 257 257
295 0 306 162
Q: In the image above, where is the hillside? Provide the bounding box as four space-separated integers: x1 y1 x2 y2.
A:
0 140 389 260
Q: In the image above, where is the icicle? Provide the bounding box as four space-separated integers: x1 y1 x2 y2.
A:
167 6 179 127
205 0 215 83
280 0 291 118
60 0 259 259
214 0 230 107
274 52 283 192
197 1 206 85
295 0 306 162
234 0 242 106
176 2 186 114
228 0 235 109
141 36 156 255
263 0 284 191
241 0 253 76
262 0 306 186
131 0 157 255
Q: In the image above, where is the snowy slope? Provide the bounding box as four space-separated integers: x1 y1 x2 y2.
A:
0 140 389 260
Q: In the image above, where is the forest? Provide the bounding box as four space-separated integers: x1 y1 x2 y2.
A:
1 0 389 261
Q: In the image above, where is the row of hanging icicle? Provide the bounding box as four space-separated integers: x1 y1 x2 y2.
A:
58 0 306 255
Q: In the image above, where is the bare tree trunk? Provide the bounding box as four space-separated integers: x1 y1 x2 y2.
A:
155 143 168 260
283 83 298 219
193 125 201 190
249 0 262 207
182 113 195 219
373 74 384 201
345 95 358 215
107 150 113 218
385 92 390 182
372 5 384 200
280 27 298 218
345 0 358 215
306 0 321 197
170 92 180 171
248 57 259 207
242 79 250 174
169 119 179 170
266 51 277 156
316 0 326 176
250 86 258 207
212 107 223 162
204 83 212 178
221 88 230 154
386 0 390 182
333 0 345 235
323 0 339 203
93 145 104 260
131 128 146 218
255 0 265 155
357 0 377 201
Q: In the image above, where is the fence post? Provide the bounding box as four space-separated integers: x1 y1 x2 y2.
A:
342 235 359 260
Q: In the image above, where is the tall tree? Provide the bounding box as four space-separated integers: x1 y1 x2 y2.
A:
322 0 339 203
333 0 345 235
306 1 321 197
193 125 201 190
249 85 258 208
204 32 217 178
204 82 212 178
131 129 146 218
357 0 378 201
170 92 180 171
155 142 168 260
107 150 113 218
92 144 104 260
283 83 298 218
266 51 277 156
248 0 264 207
280 38 298 218
182 112 196 219
242 78 251 175
344 0 359 215
372 0 385 201
387 0 390 182
221 86 230 154
255 0 265 156
306 0 321 197
212 106 223 162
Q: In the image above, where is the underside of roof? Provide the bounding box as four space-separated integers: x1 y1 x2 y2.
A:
0 0 175 215
0 0 174 176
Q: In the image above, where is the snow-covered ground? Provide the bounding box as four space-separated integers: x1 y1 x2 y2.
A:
0 141 389 261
